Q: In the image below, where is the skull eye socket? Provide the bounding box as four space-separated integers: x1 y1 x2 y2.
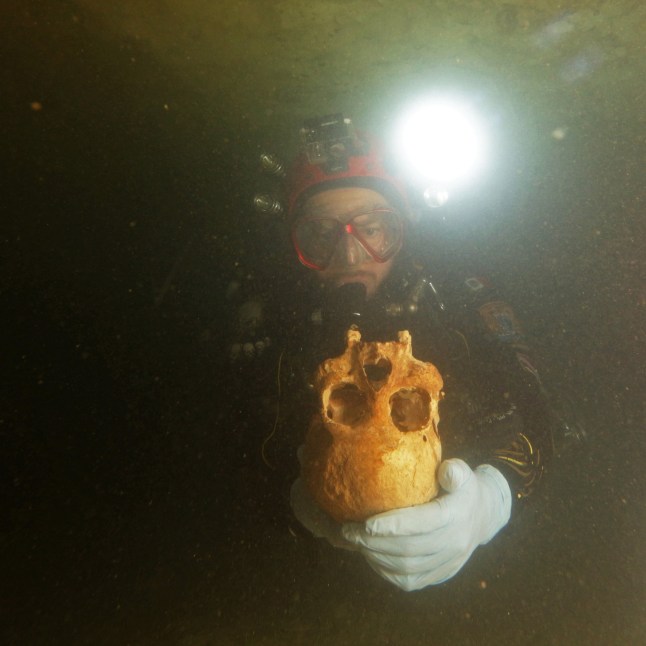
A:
327 384 369 427
389 388 431 432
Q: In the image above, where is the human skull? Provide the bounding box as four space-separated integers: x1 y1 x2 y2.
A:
301 329 443 523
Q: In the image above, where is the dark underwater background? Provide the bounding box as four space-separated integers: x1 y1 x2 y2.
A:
2 2 644 644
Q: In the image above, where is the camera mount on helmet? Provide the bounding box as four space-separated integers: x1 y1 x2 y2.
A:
286 114 410 221
253 114 411 221
299 114 362 174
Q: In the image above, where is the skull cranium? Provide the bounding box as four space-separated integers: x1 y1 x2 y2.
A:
301 329 443 522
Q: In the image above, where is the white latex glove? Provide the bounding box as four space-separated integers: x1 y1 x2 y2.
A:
341 459 512 591
290 477 358 551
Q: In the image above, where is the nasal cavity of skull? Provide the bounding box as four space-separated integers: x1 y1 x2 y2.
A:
327 384 369 426
390 388 431 432
363 357 392 391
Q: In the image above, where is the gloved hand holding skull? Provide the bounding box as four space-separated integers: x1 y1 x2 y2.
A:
291 459 511 591
290 329 512 591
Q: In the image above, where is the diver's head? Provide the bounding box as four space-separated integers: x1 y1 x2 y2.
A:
287 115 410 298
292 186 403 298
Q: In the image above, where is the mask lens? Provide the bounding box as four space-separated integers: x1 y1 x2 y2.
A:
292 218 343 270
292 209 403 270
347 210 402 262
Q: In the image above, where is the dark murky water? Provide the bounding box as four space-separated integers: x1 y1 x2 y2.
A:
3 3 644 645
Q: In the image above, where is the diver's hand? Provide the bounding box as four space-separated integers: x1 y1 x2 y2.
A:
290 478 358 551
341 459 512 591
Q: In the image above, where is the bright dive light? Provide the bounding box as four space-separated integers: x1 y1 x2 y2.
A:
394 98 487 188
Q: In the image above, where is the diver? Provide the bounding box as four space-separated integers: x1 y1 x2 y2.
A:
225 114 574 592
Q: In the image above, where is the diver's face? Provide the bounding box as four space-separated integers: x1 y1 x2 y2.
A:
297 187 402 298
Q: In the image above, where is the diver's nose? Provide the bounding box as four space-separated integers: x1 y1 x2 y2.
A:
338 229 367 267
